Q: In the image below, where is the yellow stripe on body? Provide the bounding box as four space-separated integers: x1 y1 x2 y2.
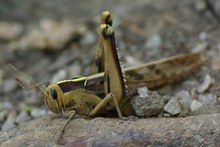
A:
56 76 87 84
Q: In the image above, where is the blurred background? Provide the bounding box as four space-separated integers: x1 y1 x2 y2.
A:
0 0 220 132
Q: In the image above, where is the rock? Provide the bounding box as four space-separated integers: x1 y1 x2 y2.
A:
194 0 206 12
31 109 47 118
197 74 214 93
1 79 17 93
137 86 149 98
47 49 76 72
190 100 203 112
40 19 77 49
50 69 68 83
164 98 181 115
1 111 16 131
145 34 161 49
125 55 143 67
80 31 96 45
1 101 13 110
175 90 192 114
50 63 81 83
198 93 216 106
131 87 164 117
204 0 220 21
211 55 220 71
192 42 208 52
0 110 8 122
0 22 23 41
0 69 3 85
198 31 208 41
1 114 220 146
67 64 81 77
15 111 31 124
24 90 43 105
9 19 77 50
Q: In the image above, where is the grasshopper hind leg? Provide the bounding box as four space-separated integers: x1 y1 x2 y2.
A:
90 24 126 118
91 11 113 74
89 93 122 118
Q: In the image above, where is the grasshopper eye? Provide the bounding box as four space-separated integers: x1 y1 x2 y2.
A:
50 88 57 100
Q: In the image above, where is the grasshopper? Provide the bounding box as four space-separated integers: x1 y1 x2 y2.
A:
42 11 205 118
11 11 205 143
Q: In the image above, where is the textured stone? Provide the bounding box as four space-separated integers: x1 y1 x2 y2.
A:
1 114 220 146
131 88 164 117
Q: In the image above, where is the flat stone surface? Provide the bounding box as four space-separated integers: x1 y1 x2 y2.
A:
0 114 220 146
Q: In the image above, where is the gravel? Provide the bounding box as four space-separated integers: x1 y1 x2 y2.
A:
190 100 203 112
1 79 17 93
198 93 216 106
0 111 8 122
197 74 214 93
15 111 31 124
31 108 47 118
1 111 16 131
164 98 182 115
0 22 23 41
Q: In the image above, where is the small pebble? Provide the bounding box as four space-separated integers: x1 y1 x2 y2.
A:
0 22 23 41
0 111 8 122
40 19 76 49
31 109 47 118
47 111 55 116
67 64 81 77
137 87 149 98
211 55 220 71
0 69 3 85
198 31 208 41
192 42 208 53
15 111 31 124
190 100 203 112
175 90 192 110
2 101 13 110
197 74 214 93
125 55 143 67
51 69 68 83
2 79 17 93
81 31 96 45
1 111 16 131
164 98 181 115
11 19 76 50
195 1 206 12
145 34 161 49
24 91 43 105
198 93 216 106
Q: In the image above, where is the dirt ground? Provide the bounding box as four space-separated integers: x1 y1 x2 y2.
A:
0 0 220 146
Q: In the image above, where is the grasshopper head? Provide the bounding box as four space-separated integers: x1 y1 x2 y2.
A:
45 84 64 114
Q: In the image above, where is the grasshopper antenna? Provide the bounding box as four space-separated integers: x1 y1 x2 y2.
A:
9 64 48 95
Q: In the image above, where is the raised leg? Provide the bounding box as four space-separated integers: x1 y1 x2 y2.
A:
92 11 113 74
89 24 127 117
100 24 126 101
